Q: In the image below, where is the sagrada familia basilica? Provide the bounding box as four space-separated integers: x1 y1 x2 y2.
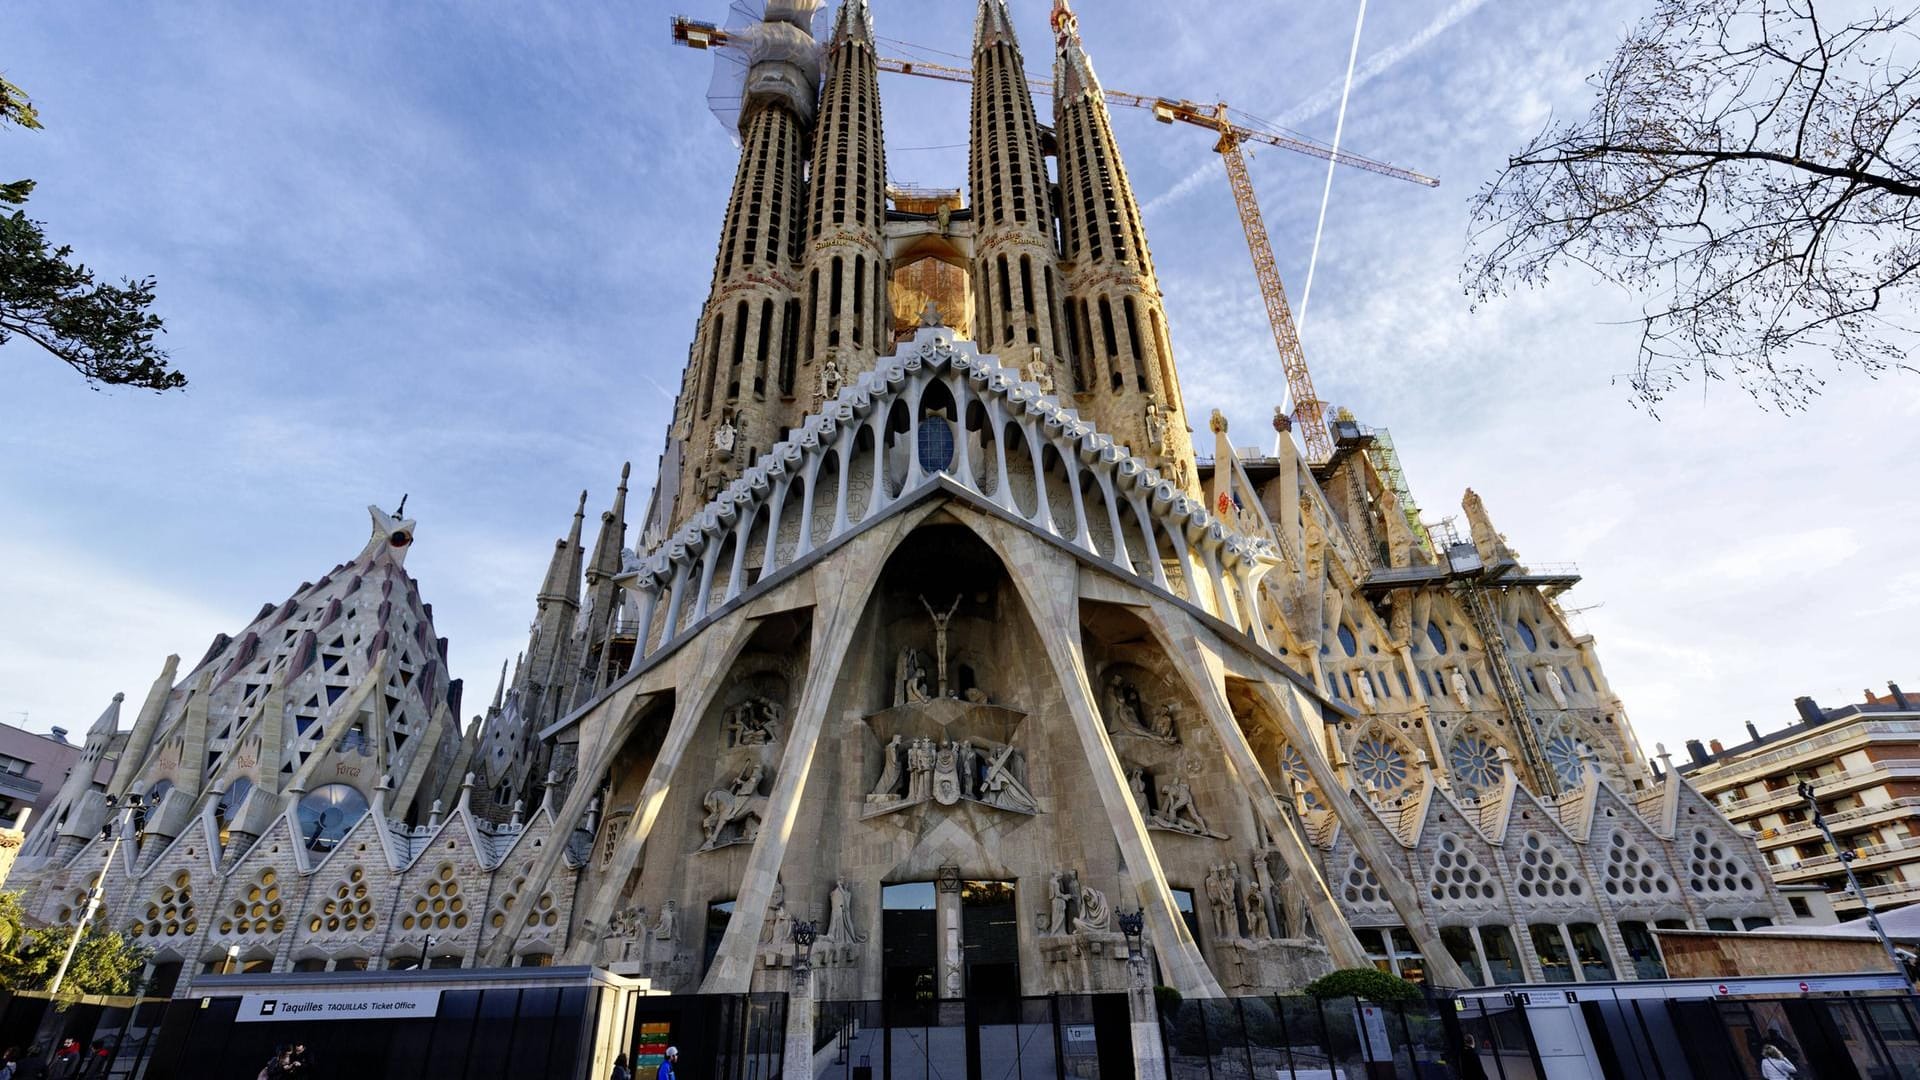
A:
14 0 1787 1003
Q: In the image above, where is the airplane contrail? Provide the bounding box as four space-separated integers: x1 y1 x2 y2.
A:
1141 0 1494 217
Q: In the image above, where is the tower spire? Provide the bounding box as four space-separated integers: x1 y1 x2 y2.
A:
664 4 820 531
1052 1 1197 489
970 0 1074 392
797 0 891 409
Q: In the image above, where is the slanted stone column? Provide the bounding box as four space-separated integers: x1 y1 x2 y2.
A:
784 955 816 1077
937 865 964 999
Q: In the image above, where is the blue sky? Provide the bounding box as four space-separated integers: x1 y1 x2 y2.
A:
4 0 1915 755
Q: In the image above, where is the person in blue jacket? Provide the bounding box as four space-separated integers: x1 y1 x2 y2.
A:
656 1046 679 1080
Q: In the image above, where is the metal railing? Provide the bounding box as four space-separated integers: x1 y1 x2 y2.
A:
1774 834 1920 879
1697 721 1920 787
1755 796 1920 847
1723 759 1920 813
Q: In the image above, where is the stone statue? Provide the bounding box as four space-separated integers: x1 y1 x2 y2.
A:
956 740 979 800
1128 767 1150 816
1243 887 1268 938
910 730 933 799
1544 666 1569 709
761 878 792 949
1151 702 1179 741
826 877 867 945
978 743 1038 813
1204 866 1234 937
1463 487 1515 563
920 594 962 698
1355 670 1377 710
1156 777 1209 836
713 415 738 458
818 358 842 403
869 734 904 801
1377 486 1417 569
700 763 768 849
1449 668 1473 710
1144 401 1166 454
905 656 932 704
651 900 677 942
727 698 780 747
1105 676 1177 744
1024 347 1054 394
919 301 941 327
1079 884 1112 932
1047 871 1075 935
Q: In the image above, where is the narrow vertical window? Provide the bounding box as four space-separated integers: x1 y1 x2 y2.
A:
852 256 866 347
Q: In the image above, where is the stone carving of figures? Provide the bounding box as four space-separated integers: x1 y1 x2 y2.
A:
1355 670 1377 710
1079 884 1112 932
907 738 932 801
1204 866 1234 937
1449 669 1473 710
1106 676 1177 743
818 358 842 403
701 763 767 849
905 658 932 704
761 878 791 948
1024 347 1054 394
1144 401 1166 455
1151 702 1179 741
1128 767 1150 816
979 744 1038 813
651 900 677 942
1243 888 1268 938
1462 487 1515 563
1544 666 1569 709
1048 871 1074 935
956 740 979 799
827 877 867 944
870 734 904 800
920 594 962 698
1157 777 1208 835
727 698 780 747
1169 455 1190 489
714 415 738 458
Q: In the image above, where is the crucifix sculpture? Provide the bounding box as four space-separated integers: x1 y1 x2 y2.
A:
920 593 963 698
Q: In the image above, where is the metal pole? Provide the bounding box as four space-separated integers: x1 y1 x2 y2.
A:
49 819 127 996
1799 781 1904 976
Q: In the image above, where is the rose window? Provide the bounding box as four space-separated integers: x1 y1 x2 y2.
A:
1544 734 1591 786
1449 734 1500 791
1351 735 1408 792
1278 745 1322 809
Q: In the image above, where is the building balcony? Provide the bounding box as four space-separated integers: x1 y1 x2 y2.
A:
0 772 43 803
1772 834 1920 883
1832 879 1920 912
1722 758 1920 816
1696 720 1920 789
1754 796 1920 849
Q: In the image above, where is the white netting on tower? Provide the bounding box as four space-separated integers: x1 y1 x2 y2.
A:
702 0 828 137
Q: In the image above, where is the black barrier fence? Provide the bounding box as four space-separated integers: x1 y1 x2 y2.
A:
1158 994 1456 1078
628 991 786 1080
0 992 174 1080
808 994 1133 1079
1452 991 1920 1080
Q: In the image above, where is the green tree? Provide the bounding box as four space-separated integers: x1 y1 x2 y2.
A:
2 74 183 391
0 921 150 1007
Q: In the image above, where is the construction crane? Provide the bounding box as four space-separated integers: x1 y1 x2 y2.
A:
670 15 1439 462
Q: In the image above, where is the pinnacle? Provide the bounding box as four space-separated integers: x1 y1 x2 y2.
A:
833 0 874 46
974 0 1020 52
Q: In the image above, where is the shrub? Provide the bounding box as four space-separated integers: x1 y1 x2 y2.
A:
1303 967 1421 1003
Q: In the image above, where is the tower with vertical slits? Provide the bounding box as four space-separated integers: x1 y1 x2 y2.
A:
1051 0 1197 488
671 1 821 523
968 0 1075 397
794 0 889 417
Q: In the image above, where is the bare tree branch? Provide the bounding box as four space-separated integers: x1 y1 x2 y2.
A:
1466 0 1920 413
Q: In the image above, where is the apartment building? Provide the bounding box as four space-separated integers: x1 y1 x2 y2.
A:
1681 685 1920 919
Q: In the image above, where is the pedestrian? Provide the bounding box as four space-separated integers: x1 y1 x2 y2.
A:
48 1039 79 1079
610 1052 632 1080
1760 1044 1797 1080
1456 1033 1490 1080
656 1046 679 1080
257 1045 294 1080
0 1046 18 1080
287 1042 309 1077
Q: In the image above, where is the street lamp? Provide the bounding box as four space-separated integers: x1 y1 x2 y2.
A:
1797 780 1903 975
224 944 240 976
790 919 818 983
418 934 437 971
50 793 146 996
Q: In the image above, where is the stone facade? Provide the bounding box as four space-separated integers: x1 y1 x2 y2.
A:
10 0 1792 1003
